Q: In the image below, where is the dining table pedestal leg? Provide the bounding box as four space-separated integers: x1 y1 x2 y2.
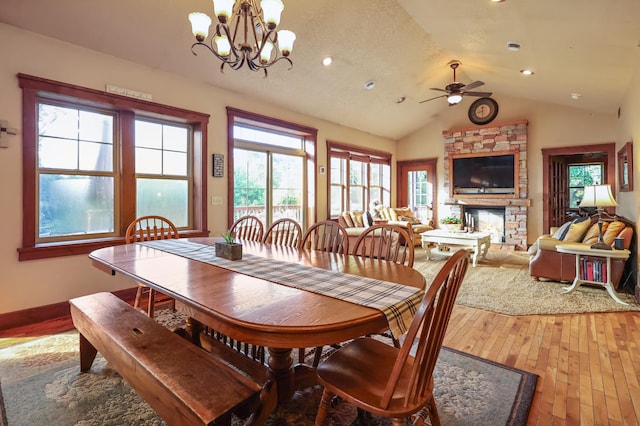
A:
266 347 297 402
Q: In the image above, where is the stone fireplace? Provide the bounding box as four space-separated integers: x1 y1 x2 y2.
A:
442 120 530 250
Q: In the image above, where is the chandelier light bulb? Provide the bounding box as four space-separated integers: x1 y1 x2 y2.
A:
261 0 284 30
214 35 231 56
277 30 296 55
213 0 235 23
188 12 212 41
260 41 274 63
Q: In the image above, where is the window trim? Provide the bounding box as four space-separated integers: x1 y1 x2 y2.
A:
18 73 210 261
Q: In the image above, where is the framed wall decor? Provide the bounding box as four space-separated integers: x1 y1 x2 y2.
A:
212 154 224 177
617 142 633 192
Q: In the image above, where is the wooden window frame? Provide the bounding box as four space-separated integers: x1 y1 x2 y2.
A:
226 107 318 229
326 141 392 218
17 74 210 261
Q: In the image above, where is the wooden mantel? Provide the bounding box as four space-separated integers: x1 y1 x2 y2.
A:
444 198 531 207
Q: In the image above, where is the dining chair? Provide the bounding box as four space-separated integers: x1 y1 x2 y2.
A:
125 215 179 318
263 218 302 248
230 215 264 242
352 224 415 268
300 220 349 255
314 249 469 426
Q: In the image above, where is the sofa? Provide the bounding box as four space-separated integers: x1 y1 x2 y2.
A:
528 214 635 291
338 207 434 254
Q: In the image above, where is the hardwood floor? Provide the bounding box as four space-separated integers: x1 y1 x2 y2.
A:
1 304 638 425
444 306 640 426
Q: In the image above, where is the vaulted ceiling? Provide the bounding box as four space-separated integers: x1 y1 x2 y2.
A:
2 0 640 139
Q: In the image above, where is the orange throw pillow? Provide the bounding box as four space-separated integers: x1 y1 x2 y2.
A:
582 222 608 245
602 221 626 246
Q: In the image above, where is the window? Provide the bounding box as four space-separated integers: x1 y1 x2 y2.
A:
569 163 604 208
227 108 317 229
135 120 191 227
19 74 209 260
327 141 391 217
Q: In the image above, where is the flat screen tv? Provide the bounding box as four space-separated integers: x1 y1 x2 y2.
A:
452 154 516 194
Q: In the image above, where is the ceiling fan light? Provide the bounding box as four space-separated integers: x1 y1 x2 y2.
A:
447 94 463 104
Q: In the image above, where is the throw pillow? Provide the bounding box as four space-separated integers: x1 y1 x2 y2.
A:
341 211 354 228
562 216 591 242
351 211 364 227
393 207 414 219
581 222 608 245
388 208 399 221
551 221 572 240
398 215 421 224
364 211 374 227
602 220 626 246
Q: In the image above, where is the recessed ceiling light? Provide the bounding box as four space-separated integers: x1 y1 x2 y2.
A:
491 0 505 2
520 69 534 76
321 57 333 66
396 96 406 104
507 41 521 51
571 93 582 100
364 80 376 90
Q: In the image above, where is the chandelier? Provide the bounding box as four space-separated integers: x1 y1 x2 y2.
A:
188 0 296 76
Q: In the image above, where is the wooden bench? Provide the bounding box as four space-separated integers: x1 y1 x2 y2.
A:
69 292 265 426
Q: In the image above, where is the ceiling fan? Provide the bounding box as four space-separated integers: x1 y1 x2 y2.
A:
420 61 492 105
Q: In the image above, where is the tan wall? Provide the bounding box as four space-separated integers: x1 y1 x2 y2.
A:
397 94 620 243
0 24 395 313
616 63 640 284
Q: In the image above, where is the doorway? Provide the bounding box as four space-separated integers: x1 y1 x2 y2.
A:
541 143 616 232
397 158 437 224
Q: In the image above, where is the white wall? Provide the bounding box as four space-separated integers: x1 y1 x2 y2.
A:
0 24 396 313
396 93 620 242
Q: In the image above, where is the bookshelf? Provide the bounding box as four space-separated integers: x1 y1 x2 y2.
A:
556 244 630 305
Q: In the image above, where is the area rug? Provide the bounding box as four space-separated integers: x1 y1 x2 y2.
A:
414 248 640 315
0 311 537 426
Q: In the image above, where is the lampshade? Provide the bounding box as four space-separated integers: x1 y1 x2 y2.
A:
213 0 235 22
261 0 284 29
188 12 212 41
277 29 296 55
580 184 619 208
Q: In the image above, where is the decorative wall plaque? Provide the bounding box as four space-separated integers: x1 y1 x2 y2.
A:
213 154 224 177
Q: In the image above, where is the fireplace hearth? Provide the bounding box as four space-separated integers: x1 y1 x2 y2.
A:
464 206 506 244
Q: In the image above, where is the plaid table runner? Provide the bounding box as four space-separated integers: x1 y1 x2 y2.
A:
138 239 424 338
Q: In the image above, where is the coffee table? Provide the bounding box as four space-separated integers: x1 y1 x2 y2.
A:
421 229 491 267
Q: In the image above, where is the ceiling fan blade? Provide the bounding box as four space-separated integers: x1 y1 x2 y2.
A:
462 81 485 91
428 87 448 93
419 94 448 103
464 91 493 97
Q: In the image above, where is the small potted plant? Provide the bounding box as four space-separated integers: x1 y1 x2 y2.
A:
215 230 243 260
440 216 462 232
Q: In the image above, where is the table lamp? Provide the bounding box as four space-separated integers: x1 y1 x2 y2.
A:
579 184 619 250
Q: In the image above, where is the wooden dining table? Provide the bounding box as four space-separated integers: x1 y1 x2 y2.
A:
89 237 426 417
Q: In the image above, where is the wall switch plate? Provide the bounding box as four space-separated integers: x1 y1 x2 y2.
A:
211 196 223 206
